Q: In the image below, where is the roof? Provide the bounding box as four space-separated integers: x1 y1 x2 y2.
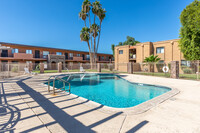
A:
0 42 112 56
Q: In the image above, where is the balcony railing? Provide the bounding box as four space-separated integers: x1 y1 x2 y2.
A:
14 53 33 59
73 56 83 61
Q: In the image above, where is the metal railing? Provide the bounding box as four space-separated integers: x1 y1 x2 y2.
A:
48 76 71 95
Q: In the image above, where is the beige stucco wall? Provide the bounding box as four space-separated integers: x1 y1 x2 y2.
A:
114 45 129 72
114 39 186 72
136 42 153 63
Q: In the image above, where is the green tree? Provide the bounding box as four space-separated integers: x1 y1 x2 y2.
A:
118 42 123 46
143 55 161 72
179 0 200 60
79 0 106 66
116 36 140 46
144 55 161 63
111 44 115 55
123 36 140 46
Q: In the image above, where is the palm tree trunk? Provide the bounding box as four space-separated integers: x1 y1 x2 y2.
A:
96 21 102 53
88 11 93 53
94 15 96 24
87 41 91 53
94 35 96 64
84 20 86 27
88 11 94 68
93 15 97 65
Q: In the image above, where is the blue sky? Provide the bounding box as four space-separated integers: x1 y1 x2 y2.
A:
0 0 194 54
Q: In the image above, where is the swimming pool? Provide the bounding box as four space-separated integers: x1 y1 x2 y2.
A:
47 73 171 108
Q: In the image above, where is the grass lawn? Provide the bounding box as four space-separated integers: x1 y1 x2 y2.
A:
32 69 121 73
133 72 199 80
32 69 198 80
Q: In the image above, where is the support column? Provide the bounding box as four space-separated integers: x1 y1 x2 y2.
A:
97 63 101 72
40 63 44 73
28 63 33 72
58 62 62 73
127 62 133 74
170 61 179 79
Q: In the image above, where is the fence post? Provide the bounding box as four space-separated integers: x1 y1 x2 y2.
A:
127 62 133 74
170 61 179 79
40 63 44 73
97 63 101 72
8 62 10 78
28 63 33 72
58 62 62 73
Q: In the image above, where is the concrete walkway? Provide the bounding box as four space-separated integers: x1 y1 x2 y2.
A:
0 73 200 133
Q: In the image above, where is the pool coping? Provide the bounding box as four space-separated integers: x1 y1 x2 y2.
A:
42 73 180 115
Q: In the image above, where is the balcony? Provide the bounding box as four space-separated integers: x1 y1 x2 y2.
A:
73 56 83 61
129 54 136 60
14 53 33 59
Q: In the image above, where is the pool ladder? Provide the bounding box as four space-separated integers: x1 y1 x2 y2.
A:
48 76 71 95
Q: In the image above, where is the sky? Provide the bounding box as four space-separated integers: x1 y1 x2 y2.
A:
0 0 194 54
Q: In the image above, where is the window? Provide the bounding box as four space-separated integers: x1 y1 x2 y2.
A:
56 52 62 55
102 56 104 60
69 53 73 57
82 54 85 60
86 55 90 60
1 50 8 57
106 56 109 61
77 54 80 57
12 48 18 54
156 47 164 54
43 51 49 58
65 53 68 59
119 50 123 54
26 50 32 54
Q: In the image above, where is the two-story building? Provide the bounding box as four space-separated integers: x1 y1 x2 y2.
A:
115 39 189 72
0 42 113 67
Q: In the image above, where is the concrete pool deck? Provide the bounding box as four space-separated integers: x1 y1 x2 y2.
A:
0 73 200 132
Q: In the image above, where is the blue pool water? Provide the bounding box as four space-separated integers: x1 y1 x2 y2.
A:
47 74 170 108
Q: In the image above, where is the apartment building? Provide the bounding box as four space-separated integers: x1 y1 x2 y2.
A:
0 42 113 66
115 39 187 71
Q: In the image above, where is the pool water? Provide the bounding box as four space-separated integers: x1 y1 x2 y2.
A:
47 74 170 108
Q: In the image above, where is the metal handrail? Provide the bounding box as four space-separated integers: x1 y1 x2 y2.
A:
48 75 57 92
48 75 71 95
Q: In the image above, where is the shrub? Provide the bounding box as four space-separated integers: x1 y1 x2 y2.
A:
11 66 18 72
183 68 192 74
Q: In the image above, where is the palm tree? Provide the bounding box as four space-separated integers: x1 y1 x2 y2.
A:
82 0 91 13
91 24 99 53
82 0 93 52
143 55 161 72
79 10 87 26
96 8 106 53
92 1 101 24
144 55 161 63
79 0 106 67
80 27 91 52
